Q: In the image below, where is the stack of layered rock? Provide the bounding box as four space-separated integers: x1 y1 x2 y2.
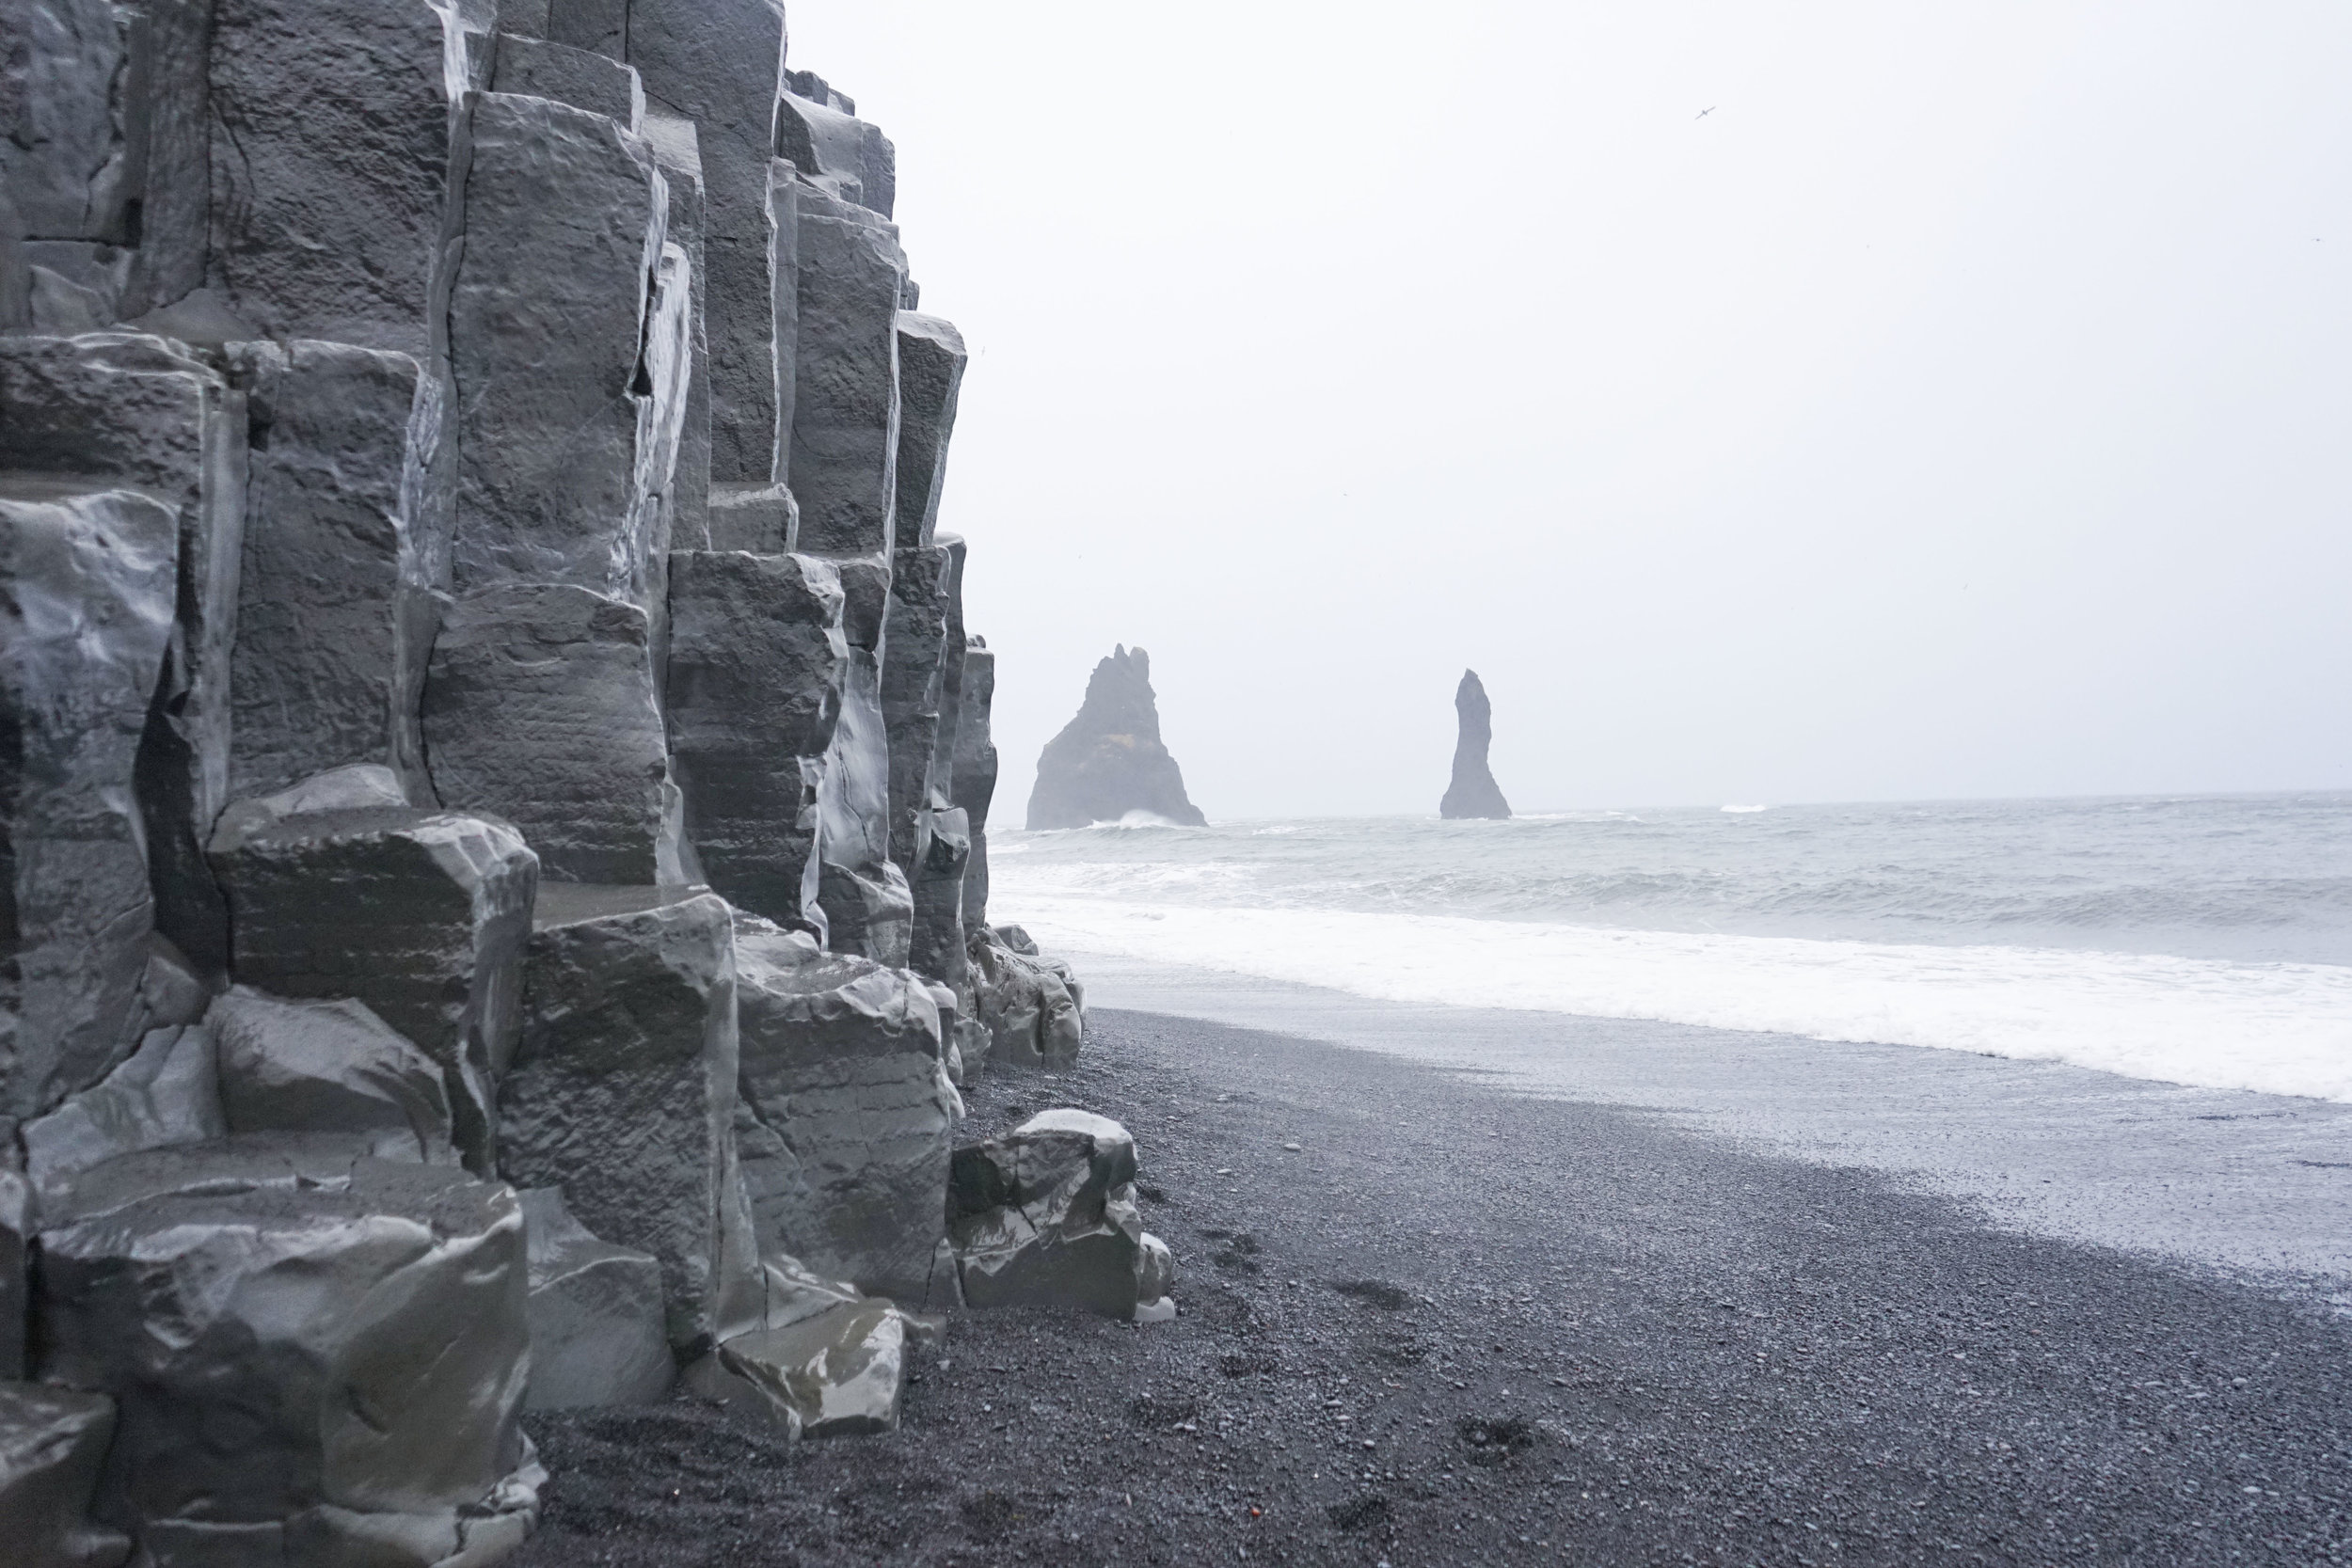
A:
0 1 1128 1560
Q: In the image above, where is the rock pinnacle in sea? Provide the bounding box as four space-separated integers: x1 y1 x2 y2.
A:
1440 669 1512 820
1026 645 1208 829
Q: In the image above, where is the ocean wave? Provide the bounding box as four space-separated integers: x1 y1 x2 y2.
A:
1000 894 2352 1102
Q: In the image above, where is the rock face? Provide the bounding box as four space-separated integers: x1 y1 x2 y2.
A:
1439 669 1512 820
1026 645 1207 830
3 0 1095 1542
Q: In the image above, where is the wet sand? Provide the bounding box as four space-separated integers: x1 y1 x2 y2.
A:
515 1000 2352 1566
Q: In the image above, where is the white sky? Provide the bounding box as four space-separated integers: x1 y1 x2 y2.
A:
785 1 2352 818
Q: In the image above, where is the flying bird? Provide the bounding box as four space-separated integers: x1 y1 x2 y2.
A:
1696 106 1715 119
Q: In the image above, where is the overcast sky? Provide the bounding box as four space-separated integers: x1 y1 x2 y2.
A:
786 1 2352 818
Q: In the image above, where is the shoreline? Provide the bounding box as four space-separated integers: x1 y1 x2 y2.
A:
515 1002 2352 1566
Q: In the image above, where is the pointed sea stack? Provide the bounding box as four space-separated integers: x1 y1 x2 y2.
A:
1439 670 1511 820
1026 646 1207 830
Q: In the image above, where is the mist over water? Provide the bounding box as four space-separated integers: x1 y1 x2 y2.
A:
991 793 2352 1101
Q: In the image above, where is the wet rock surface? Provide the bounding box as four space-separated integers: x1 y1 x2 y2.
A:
968 927 1085 1068
1026 644 1206 830
0 1380 128 1568
512 1007 2352 1567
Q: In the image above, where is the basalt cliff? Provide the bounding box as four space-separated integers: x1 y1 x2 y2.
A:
0 4 1161 1561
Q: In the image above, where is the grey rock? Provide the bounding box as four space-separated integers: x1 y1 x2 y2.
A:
0 335 247 980
491 32 643 128
732 914 959 1304
207 0 487 355
908 807 972 990
517 1187 672 1410
20 1023 222 1209
225 341 433 802
993 923 1040 957
36 1130 384 1225
22 242 130 331
968 928 1086 1069
882 542 953 876
501 886 761 1355
448 93 668 603
816 639 914 968
774 93 897 221
208 760 409 837
947 1109 1175 1319
36 1145 540 1564
212 987 457 1164
893 315 966 546
0 1381 130 1568
207 797 537 1176
1439 668 1512 820
788 206 908 559
1 1171 27 1381
640 113 710 554
423 583 684 886
954 638 1000 930
622 0 787 484
0 483 180 1132
130 933 210 1037
543 0 623 55
710 1298 905 1438
665 551 845 929
1026 643 1207 830
707 481 799 552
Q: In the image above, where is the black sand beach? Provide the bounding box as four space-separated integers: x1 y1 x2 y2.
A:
516 1006 2352 1566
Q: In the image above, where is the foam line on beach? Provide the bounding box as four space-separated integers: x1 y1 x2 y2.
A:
1001 894 2352 1102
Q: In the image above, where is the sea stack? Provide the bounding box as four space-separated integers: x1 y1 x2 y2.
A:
1026 646 1207 829
1440 670 1512 820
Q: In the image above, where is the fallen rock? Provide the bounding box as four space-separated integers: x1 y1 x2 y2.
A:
500 886 761 1355
211 988 457 1164
0 1381 130 1568
0 482 180 1132
665 550 845 927
422 583 684 886
1025 644 1206 830
224 341 433 802
709 1298 904 1438
20 1024 223 1208
948 1109 1175 1319
36 1143 539 1564
207 784 537 1175
1439 668 1511 820
732 914 959 1305
517 1188 673 1411
968 927 1086 1069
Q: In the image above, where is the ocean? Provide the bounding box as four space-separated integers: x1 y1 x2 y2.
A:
988 792 2352 1102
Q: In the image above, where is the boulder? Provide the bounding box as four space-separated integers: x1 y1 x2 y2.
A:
639 115 711 554
1439 668 1512 820
1026 644 1206 830
422 584 684 886
447 92 669 604
489 32 643 127
731 915 959 1305
206 0 490 355
0 1381 130 1568
35 1144 541 1565
787 200 909 559
1 1171 26 1380
954 638 1001 930
211 988 457 1164
207 784 537 1175
620 0 789 484
20 1024 222 1208
0 335 246 980
516 1188 673 1411
665 551 845 928
892 315 967 547
0 483 180 1132
968 928 1086 1069
708 1299 905 1439
224 341 434 802
499 886 761 1355
947 1109 1175 1319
